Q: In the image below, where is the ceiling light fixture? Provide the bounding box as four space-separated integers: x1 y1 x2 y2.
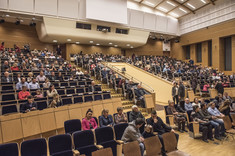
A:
114 45 118 47
5 14 10 17
166 1 176 7
130 46 134 48
67 39 71 42
170 12 179 17
159 7 168 12
109 43 113 45
75 42 80 44
187 3 196 9
144 1 155 7
53 40 57 43
179 8 187 13
96 43 100 46
90 41 94 43
201 0 206 4
126 44 130 46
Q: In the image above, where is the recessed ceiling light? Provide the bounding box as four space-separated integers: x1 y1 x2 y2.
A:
179 8 187 13
187 3 196 9
166 1 176 7
20 19 24 23
96 43 100 46
109 43 113 45
90 41 94 43
53 40 57 43
67 39 71 42
170 12 179 17
130 46 134 48
201 0 206 4
5 14 10 17
143 1 155 7
126 44 130 46
159 7 168 12
75 42 80 44
114 45 118 47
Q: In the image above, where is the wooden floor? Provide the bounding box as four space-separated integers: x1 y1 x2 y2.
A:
157 110 235 156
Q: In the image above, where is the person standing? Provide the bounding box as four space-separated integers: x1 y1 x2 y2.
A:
178 81 185 109
172 82 179 105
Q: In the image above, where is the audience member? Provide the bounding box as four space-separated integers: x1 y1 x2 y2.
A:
172 82 179 105
18 86 31 100
178 81 185 109
36 70 46 82
48 94 62 108
29 78 40 90
16 77 29 90
82 109 98 130
121 118 145 156
142 124 155 139
47 85 58 97
114 107 128 124
20 95 37 113
192 97 201 108
1 71 12 82
135 84 148 108
184 98 193 111
43 78 51 88
215 81 224 95
34 89 43 98
129 105 145 122
99 109 114 127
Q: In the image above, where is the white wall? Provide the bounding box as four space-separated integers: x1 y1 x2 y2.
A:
179 0 235 35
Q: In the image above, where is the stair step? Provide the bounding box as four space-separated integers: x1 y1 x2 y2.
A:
123 104 133 109
111 94 123 97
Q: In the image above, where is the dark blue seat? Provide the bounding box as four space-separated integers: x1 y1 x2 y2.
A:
61 82 69 87
2 105 18 115
66 88 75 94
76 88 85 94
49 134 73 156
2 94 15 101
57 89 65 95
74 95 83 103
114 123 128 140
94 93 103 101
37 101 47 110
0 100 17 106
64 119 82 134
0 143 19 156
84 94 93 102
73 130 98 156
62 98 73 105
103 93 111 99
164 106 170 125
21 138 47 156
95 127 117 156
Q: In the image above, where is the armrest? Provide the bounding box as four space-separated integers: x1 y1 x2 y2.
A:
116 140 124 145
72 149 80 156
153 132 158 135
166 115 174 117
96 145 104 149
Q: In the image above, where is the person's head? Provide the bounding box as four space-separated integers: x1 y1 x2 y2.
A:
144 124 153 133
185 98 190 104
4 61 8 65
218 93 222 98
137 84 142 89
49 85 55 91
135 118 145 128
117 107 123 115
200 98 205 104
91 81 95 86
28 72 33 77
210 102 215 109
224 92 228 97
36 89 42 95
132 105 138 112
168 100 174 107
22 85 28 91
193 105 199 112
51 72 55 76
201 103 207 110
194 98 199 104
4 71 9 77
151 110 157 119
27 95 34 103
21 77 26 83
86 109 93 119
102 109 109 117
58 72 62 76
17 73 21 77
40 70 44 76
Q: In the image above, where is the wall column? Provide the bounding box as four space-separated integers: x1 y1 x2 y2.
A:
190 44 196 63
202 41 209 67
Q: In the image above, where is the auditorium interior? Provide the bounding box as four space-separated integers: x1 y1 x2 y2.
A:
0 0 235 156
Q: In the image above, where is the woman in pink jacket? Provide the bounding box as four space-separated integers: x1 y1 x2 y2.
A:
82 109 98 130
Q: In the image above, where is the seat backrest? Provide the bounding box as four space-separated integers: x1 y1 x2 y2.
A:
2 94 15 101
73 130 95 148
62 98 73 105
64 119 81 134
114 123 128 140
21 138 47 156
126 111 131 122
49 134 72 155
144 136 162 156
92 147 113 156
162 132 177 153
123 141 141 156
2 105 18 115
223 115 233 130
0 143 19 156
74 96 83 103
37 101 48 110
95 127 114 144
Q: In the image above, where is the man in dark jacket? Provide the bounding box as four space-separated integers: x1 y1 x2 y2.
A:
129 105 145 122
121 118 145 156
178 81 185 109
1 71 12 82
135 85 148 108
147 110 179 156
215 81 224 95
20 95 37 113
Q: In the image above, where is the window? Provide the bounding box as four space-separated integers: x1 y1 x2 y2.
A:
97 25 111 32
224 37 232 71
186 45 190 60
116 28 128 34
196 43 202 63
76 23 91 30
208 40 212 66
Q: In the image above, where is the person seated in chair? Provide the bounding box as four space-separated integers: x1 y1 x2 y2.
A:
99 109 114 127
48 94 62 108
1 71 12 83
129 105 145 122
114 107 128 124
121 118 145 156
16 77 29 90
87 81 96 92
192 97 201 108
18 86 31 100
82 109 98 130
20 95 37 113
142 124 155 139
29 78 40 90
191 105 213 143
167 100 187 133
184 98 193 112
36 70 47 82
147 110 179 156
49 71 56 81
135 84 148 108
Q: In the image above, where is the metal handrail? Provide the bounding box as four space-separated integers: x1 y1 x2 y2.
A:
103 62 155 93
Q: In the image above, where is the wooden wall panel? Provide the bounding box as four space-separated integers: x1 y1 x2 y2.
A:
0 22 53 50
125 39 163 56
202 41 209 67
54 106 69 129
38 108 56 133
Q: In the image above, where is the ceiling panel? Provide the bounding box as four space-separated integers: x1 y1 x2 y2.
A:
185 0 208 10
142 0 163 7
175 0 187 4
157 0 178 12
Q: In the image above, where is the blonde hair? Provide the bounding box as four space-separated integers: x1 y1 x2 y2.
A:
102 109 109 115
144 124 153 133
